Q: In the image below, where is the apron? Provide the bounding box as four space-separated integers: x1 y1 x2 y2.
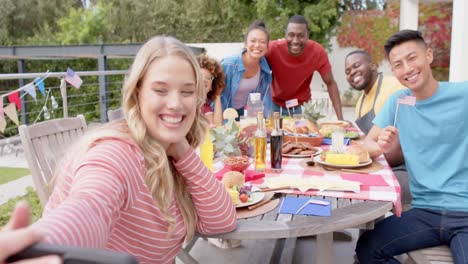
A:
355 73 383 135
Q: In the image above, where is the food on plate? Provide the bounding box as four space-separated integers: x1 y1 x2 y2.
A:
225 183 253 206
227 188 239 205
282 118 319 134
239 193 249 203
344 145 370 163
325 153 360 165
321 130 360 139
319 125 343 137
319 121 351 129
222 171 245 189
282 141 319 156
223 108 239 120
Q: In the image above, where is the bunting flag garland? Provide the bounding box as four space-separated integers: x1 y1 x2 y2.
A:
64 68 83 89
4 103 19 126
7 91 21 111
0 101 5 133
0 69 85 133
23 83 37 102
34 77 46 96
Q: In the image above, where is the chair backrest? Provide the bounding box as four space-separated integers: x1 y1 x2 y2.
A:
107 108 124 121
19 115 88 207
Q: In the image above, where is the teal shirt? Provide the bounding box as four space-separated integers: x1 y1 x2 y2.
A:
374 82 468 212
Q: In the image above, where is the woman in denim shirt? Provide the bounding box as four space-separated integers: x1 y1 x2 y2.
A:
221 20 272 117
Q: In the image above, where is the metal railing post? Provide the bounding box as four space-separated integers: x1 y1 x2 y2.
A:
97 55 108 123
17 59 28 125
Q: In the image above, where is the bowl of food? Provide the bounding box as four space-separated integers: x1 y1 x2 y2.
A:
223 155 251 172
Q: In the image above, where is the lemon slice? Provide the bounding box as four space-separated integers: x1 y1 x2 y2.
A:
223 108 239 120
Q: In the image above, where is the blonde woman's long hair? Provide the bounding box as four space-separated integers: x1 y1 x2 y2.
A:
52 36 208 241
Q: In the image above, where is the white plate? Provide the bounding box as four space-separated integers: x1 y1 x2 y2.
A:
282 147 323 158
313 156 372 169
235 187 265 208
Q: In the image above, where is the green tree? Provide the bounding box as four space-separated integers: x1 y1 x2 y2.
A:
256 0 341 49
0 0 81 45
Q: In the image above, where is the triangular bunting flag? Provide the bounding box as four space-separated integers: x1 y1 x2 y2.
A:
34 77 46 96
0 116 6 133
4 103 19 126
7 91 21 111
23 83 37 102
0 101 5 133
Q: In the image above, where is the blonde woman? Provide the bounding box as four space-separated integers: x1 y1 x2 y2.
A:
31 36 237 264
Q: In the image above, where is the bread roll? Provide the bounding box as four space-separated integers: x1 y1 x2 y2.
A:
345 145 370 163
222 171 245 189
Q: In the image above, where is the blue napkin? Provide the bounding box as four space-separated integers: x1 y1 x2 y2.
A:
279 197 331 216
322 138 351 145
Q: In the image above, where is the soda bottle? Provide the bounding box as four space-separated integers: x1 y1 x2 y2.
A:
270 112 282 172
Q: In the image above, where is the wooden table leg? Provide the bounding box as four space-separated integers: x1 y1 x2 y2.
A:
317 232 333 264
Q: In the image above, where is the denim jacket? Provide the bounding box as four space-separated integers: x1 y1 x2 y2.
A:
220 49 273 114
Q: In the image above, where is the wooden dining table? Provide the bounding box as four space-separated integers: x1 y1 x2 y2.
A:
202 144 402 264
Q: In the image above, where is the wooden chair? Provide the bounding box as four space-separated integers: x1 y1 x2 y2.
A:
19 114 199 263
19 115 88 207
406 246 454 264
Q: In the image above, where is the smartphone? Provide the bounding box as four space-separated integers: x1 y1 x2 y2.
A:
7 242 139 264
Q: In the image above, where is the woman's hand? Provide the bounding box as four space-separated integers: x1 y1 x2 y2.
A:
166 138 191 162
0 202 61 264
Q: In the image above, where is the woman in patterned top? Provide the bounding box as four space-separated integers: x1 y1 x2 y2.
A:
30 36 237 264
197 54 225 126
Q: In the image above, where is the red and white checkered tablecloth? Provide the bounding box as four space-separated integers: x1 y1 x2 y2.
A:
231 152 402 217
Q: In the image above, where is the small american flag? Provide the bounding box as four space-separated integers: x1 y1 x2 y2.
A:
294 119 308 128
397 95 416 106
64 68 83 89
285 98 299 108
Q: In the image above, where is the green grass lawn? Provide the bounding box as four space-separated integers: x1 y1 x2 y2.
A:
0 167 31 185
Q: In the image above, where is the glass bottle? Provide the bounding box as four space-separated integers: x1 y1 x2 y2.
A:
254 111 267 172
270 112 282 172
247 93 263 118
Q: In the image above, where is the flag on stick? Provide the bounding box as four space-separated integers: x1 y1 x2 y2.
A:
397 95 416 106
394 94 416 126
64 68 83 89
285 98 299 108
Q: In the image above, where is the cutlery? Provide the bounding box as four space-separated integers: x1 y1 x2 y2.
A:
295 198 330 214
256 186 293 192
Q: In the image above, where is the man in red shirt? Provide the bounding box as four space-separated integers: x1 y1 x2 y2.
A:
266 15 343 119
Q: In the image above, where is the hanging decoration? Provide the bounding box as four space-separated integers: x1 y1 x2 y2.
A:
0 67 84 134
7 91 21 111
0 101 5 133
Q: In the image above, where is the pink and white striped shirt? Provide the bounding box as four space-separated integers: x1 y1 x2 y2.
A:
33 138 237 264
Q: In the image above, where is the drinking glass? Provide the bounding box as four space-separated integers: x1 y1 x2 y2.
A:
330 126 345 153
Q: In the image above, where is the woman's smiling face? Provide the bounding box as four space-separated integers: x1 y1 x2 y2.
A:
138 55 197 149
